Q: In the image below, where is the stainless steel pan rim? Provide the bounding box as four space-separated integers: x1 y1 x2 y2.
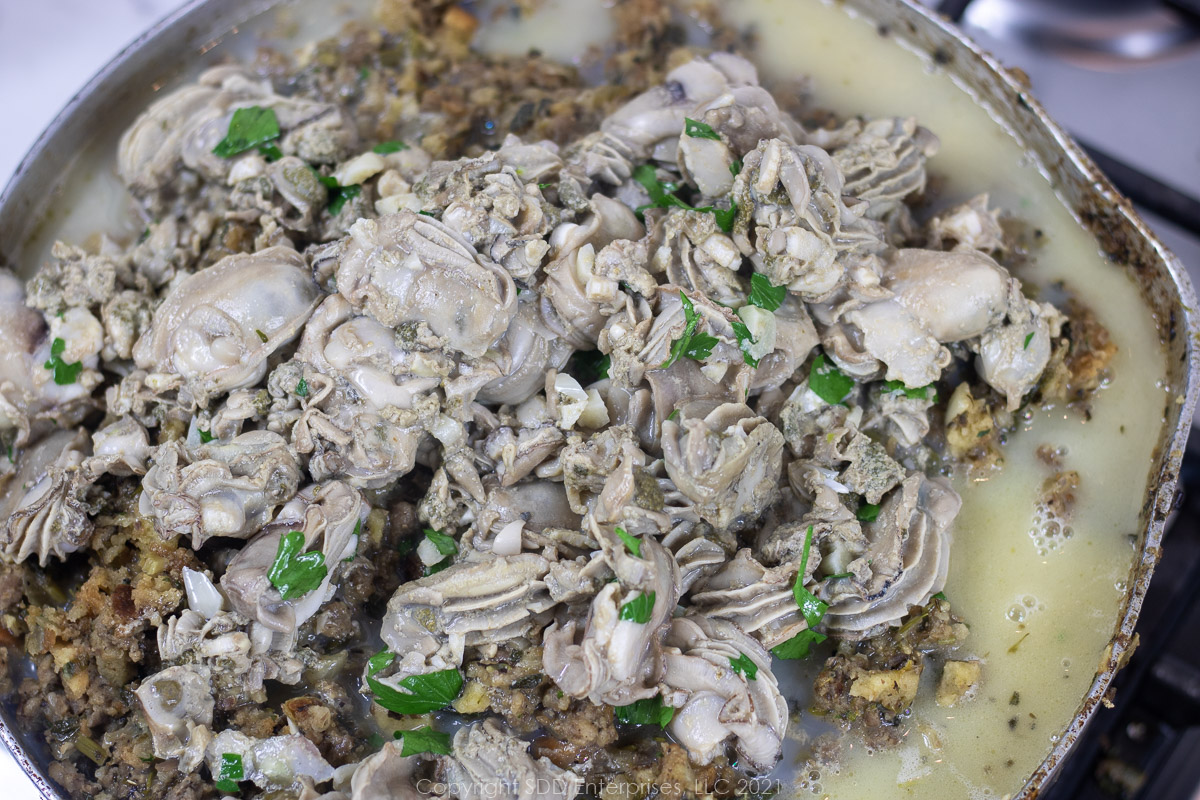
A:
1 1 1195 798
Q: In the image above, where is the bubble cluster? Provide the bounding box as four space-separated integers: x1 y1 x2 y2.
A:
1006 594 1045 624
1028 502 1074 556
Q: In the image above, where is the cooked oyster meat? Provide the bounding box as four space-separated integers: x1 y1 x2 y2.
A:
0 9 1117 800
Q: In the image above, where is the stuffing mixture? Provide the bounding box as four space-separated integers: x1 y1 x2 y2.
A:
0 1 1113 798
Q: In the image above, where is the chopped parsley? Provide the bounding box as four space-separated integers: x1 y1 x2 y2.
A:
856 502 880 522
729 652 759 680
394 726 452 756
423 528 457 576
212 106 281 159
684 118 722 141
748 273 787 312
316 173 363 215
567 349 610 384
254 329 268 343
373 140 409 154
730 157 743 177
614 696 674 727
731 318 760 368
198 429 216 444
932 591 948 602
661 292 718 369
367 668 463 715
824 572 853 581
618 591 656 624
267 531 328 600
43 338 83 385
882 379 934 401
214 752 243 794
808 353 854 406
1023 331 1035 350
632 163 737 233
666 408 680 422
367 649 396 676
771 525 830 660
295 377 308 397
616 527 642 558
258 142 282 162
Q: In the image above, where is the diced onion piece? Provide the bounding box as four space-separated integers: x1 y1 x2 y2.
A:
182 566 225 618
554 373 589 429
417 536 444 566
578 388 610 429
334 152 386 187
736 305 777 362
493 520 525 556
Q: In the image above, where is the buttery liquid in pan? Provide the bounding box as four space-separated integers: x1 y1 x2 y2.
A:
489 1 1170 797
11 1 1175 798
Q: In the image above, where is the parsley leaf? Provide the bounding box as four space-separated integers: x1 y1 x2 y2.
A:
730 158 743 177
857 502 880 522
666 408 680 422
255 329 268 343
367 668 463 715
748 273 787 312
373 140 409 154
43 338 83 385
1023 331 1035 350
616 527 642 558
212 106 281 158
771 629 828 659
394 726 452 756
882 379 934 401
214 752 243 794
731 319 760 368
267 531 328 601
295 378 308 397
198 429 216 444
932 591 948 602
662 292 717 369
258 142 282 162
808 353 854 406
614 696 674 727
567 349 610 384
684 118 722 141
729 652 759 680
317 174 362 216
618 591 656 624
422 528 457 576
632 163 737 232
791 525 829 628
367 649 396 676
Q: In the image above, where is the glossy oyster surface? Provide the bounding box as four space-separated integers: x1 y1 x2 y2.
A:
0 20 1108 800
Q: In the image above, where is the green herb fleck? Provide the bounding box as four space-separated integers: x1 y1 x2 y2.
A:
255 329 268 343
857 502 880 522
632 162 737 232
212 106 280 158
791 525 829 627
662 292 718 369
537 182 553 190
748 273 787 312
258 142 283 162
367 733 385 750
1023 331 1035 350
771 628 828 659
423 528 457 576
394 726 452 756
359 66 371 81
729 652 759 680
267 531 328 600
808 354 854 406
710 197 737 233
882 379 934 401
618 591 656 624
666 408 680 422
978 429 991 438
932 591 948 602
198 429 216 444
327 183 362 216
731 318 760 368
367 668 463 715
43 338 83 385
295 377 308 397
567 349 610 384
368 649 396 676
616 527 642 558
418 210 436 217
730 158 743 177
373 140 409 154
824 572 853 581
614 696 674 727
214 752 243 794
684 118 722 140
